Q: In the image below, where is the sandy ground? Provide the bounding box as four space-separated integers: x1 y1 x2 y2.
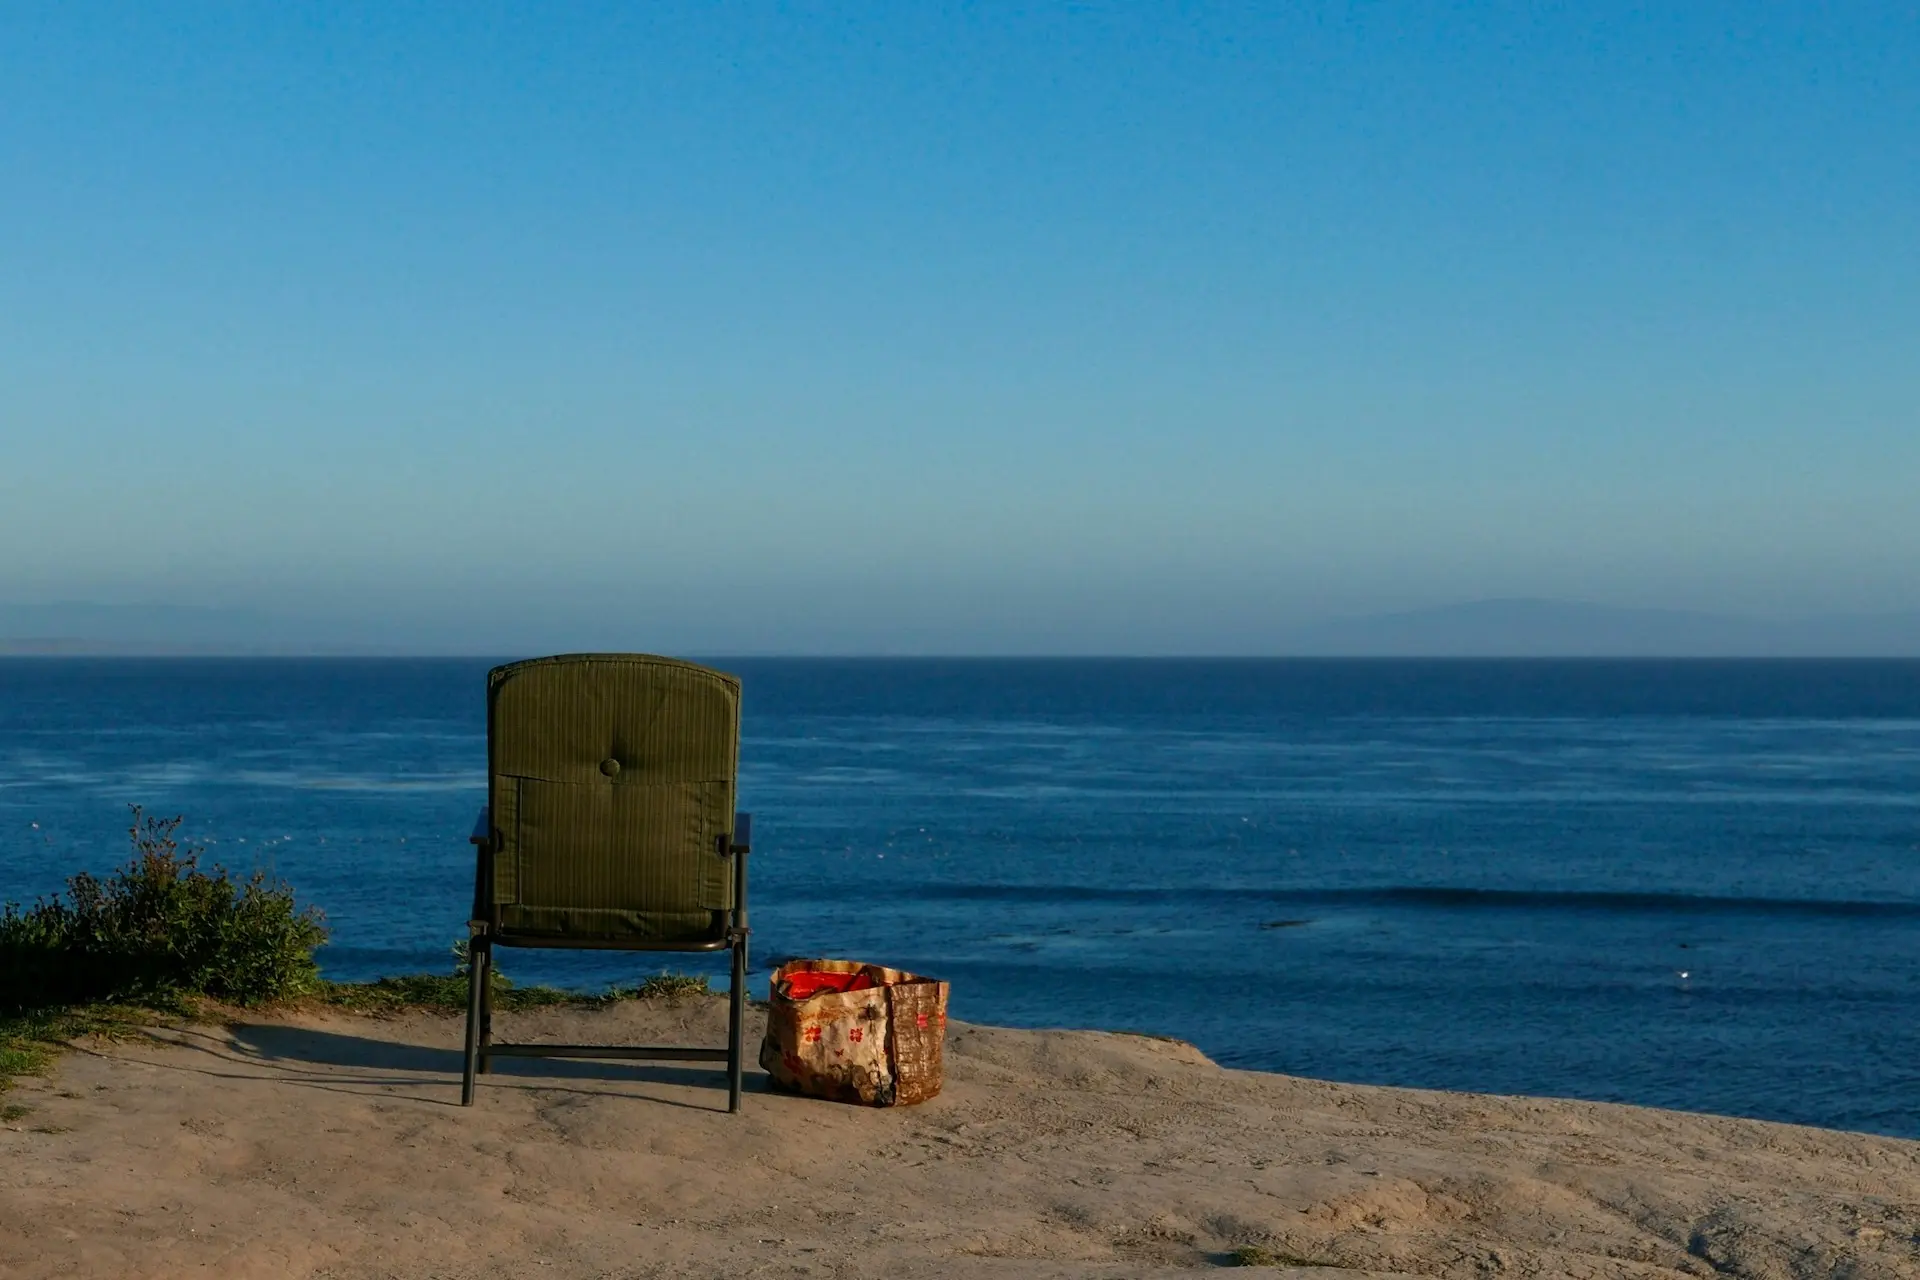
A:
3 997 1918 1279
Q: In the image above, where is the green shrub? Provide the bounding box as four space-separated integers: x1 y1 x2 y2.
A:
0 807 328 1012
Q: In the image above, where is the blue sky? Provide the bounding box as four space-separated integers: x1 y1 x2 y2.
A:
3 3 1915 652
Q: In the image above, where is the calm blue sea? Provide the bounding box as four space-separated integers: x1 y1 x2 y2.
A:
4 658 1919 1136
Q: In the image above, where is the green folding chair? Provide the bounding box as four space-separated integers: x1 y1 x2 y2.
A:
461 653 753 1110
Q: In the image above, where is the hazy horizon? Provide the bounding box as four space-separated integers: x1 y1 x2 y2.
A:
5 6 1916 647
6 596 1920 658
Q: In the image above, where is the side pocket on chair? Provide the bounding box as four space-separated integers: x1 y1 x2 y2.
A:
491 779 520 905
596 777 734 911
691 779 735 911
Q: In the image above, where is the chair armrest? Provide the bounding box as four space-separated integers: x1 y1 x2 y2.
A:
732 812 752 854
469 805 494 924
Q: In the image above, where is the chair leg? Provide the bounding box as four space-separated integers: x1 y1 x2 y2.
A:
461 940 486 1106
727 935 747 1113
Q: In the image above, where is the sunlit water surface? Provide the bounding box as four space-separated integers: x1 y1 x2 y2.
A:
4 658 1918 1135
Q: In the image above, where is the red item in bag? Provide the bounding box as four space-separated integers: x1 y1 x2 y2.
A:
778 969 877 1000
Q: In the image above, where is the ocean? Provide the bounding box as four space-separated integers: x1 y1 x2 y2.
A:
3 657 1918 1137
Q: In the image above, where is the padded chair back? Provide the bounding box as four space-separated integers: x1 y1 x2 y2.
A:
484 654 741 942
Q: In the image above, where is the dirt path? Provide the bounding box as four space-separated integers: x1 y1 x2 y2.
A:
3 997 1916 1278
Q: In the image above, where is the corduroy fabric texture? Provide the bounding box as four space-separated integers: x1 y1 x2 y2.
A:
486 654 740 943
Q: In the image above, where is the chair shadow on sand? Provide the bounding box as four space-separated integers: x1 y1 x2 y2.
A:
220 1023 761 1111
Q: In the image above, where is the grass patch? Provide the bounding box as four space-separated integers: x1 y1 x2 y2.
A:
1227 1243 1346 1268
0 1004 162 1096
316 962 711 1015
314 974 595 1014
631 972 710 1002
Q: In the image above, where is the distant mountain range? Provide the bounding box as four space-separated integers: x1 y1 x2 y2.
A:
0 602 379 656
1276 598 1920 657
3 597 1919 657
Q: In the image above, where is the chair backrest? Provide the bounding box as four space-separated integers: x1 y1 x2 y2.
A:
484 654 741 942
